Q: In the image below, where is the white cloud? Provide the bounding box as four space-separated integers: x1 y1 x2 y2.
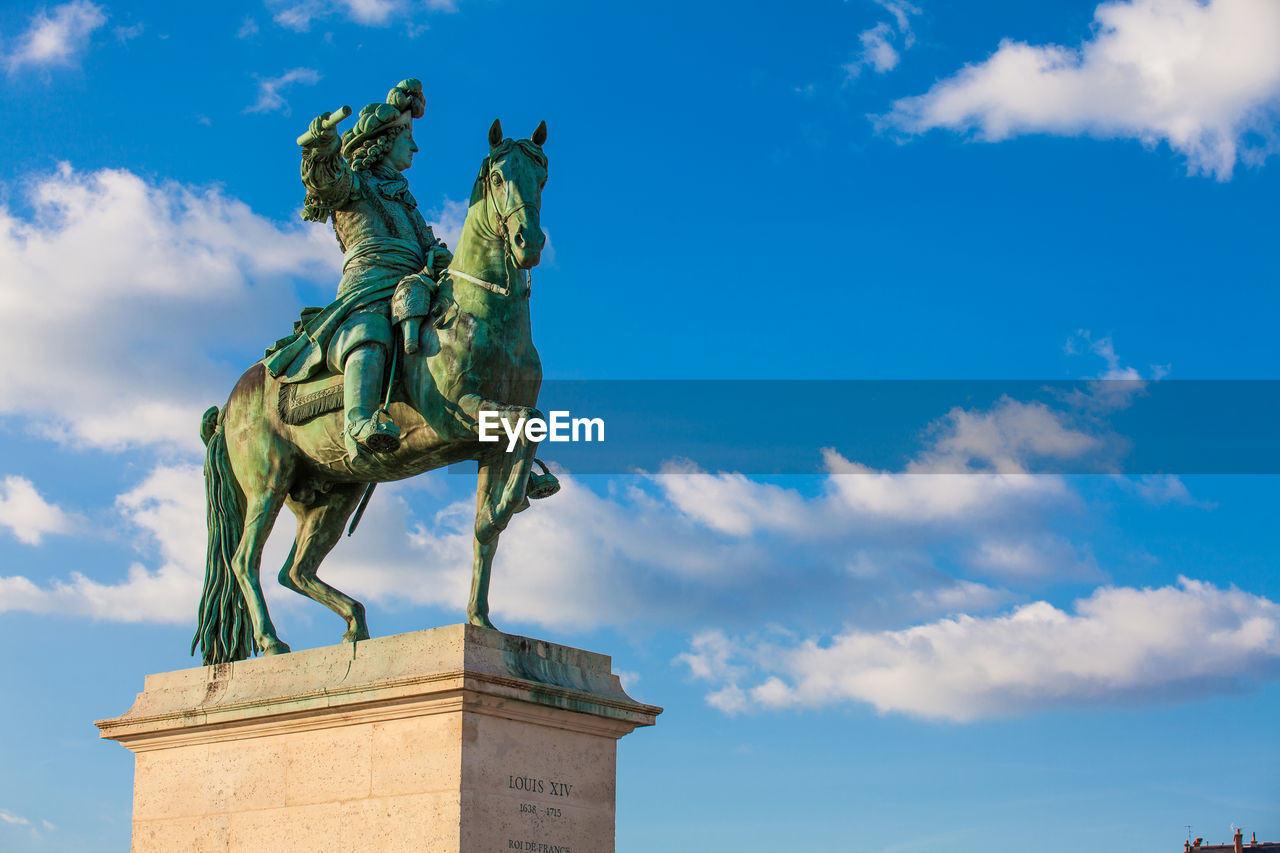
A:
323 471 779 630
113 23 143 43
879 0 1280 179
680 578 1280 721
340 0 401 25
655 461 814 536
0 463 775 633
911 397 1104 474
269 0 325 31
854 23 901 75
706 684 750 714
967 535 1102 582
0 476 73 545
266 0 456 31
0 456 1006 638
237 17 260 38
1067 330 1142 381
653 422 1080 539
0 465 207 623
911 579 1017 615
4 0 106 71
426 197 468 249
845 0 920 79
246 67 322 114
0 808 30 826
1059 330 1165 417
0 163 337 450
1122 474 1208 506
822 452 1071 522
674 630 750 682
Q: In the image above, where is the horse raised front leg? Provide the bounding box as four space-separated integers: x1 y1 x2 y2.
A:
279 483 370 643
468 437 539 630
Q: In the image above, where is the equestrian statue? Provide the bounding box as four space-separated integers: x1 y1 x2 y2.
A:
192 78 559 665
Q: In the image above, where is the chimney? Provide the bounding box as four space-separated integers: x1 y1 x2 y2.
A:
1235 828 1244 853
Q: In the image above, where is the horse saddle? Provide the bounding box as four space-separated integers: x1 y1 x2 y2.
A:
278 370 410 425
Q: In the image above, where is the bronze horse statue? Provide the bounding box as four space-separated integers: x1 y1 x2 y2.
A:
193 120 553 665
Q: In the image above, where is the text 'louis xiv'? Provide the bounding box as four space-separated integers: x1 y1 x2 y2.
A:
508 775 574 797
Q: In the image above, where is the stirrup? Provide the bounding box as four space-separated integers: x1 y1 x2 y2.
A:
348 410 401 455
526 459 560 499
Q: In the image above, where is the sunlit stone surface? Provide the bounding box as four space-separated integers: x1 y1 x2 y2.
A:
97 624 661 853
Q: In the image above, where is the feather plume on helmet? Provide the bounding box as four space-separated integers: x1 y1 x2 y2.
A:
341 78 426 170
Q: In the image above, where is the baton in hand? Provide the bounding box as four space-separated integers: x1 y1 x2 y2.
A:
296 105 352 147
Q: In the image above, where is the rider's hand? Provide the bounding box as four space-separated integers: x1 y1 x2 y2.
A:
428 247 453 280
302 114 339 153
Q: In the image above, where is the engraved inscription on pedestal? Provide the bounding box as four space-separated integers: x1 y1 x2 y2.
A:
506 774 577 851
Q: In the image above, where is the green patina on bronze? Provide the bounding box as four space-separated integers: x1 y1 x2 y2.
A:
191 79 560 666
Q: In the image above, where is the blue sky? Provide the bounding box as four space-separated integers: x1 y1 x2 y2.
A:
0 0 1278 850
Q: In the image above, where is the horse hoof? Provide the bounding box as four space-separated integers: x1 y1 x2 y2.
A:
468 613 497 630
343 628 370 643
261 639 291 656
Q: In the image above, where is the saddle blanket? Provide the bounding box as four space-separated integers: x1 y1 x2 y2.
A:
278 373 344 425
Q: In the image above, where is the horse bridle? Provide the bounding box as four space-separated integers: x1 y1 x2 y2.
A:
446 147 542 298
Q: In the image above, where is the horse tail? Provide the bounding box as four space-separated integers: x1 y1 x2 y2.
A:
191 405 255 665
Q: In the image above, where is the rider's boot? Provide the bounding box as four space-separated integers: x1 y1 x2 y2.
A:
343 343 401 460
526 458 560 499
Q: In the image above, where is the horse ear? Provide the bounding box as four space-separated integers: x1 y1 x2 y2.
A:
531 120 547 147
488 119 503 149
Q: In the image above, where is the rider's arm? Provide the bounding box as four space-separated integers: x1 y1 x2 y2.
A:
300 115 355 222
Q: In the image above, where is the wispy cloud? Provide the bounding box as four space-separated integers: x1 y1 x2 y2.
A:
845 0 920 79
4 0 107 71
113 22 143 43
0 808 31 826
1066 330 1143 381
246 67 321 114
266 0 457 32
1121 474 1209 507
877 0 1280 179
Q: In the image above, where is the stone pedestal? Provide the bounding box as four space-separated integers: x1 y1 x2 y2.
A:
96 624 661 853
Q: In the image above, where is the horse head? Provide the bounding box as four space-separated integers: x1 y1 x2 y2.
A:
475 118 548 269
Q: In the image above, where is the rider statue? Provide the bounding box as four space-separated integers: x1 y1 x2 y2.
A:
263 78 450 460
